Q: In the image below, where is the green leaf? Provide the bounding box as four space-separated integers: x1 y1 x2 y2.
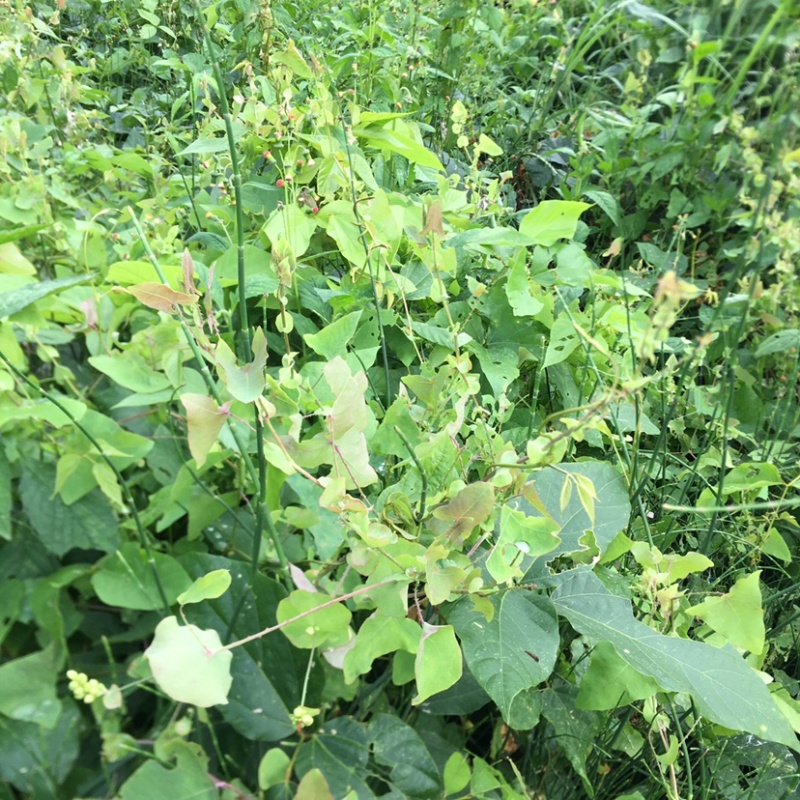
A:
295 718 374 799
91 542 192 610
755 329 800 357
295 768 335 800
263 204 316 258
519 200 591 246
355 122 443 171
540 682 602 796
687 571 765 654
89 353 171 394
119 739 217 800
304 310 362 359
258 747 291 790
486 506 560 583
180 393 229 468
369 713 442 798
505 257 543 316
543 313 582 367
413 622 462 704
0 223 49 245
215 243 278 291
0 703 81 797
552 568 797 749
177 136 230 155
181 553 297 741
20 464 119 556
214 327 268 403
277 590 352 649
518 462 630 567
177 569 232 605
0 645 61 728
343 615 421 683
144 615 233 707
0 274 93 319
432 482 495 542
583 190 621 226
576 641 661 709
448 591 559 729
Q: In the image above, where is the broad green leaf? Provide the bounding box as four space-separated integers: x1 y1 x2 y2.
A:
448 591 559 729
410 319 472 349
687 571 765 654
355 123 444 171
443 752 471 795
413 622 462 704
214 327 268 403
145 615 233 707
432 482 495 543
755 329 800 357
119 739 217 800
0 223 48 246
506 257 543 316
263 204 316 258
304 310 362 359
258 747 291 790
295 718 374 800
178 136 230 155
295 768 334 800
0 703 81 797
540 682 602 796
576 641 661 709
0 274 93 318
277 590 352 649
543 314 581 367
89 353 171 394
368 713 442 797
343 615 420 683
518 462 630 567
272 39 313 79
0 645 61 728
177 569 232 605
180 393 229 467
552 568 796 749
20 464 119 556
475 133 503 157
215 243 278 291
583 190 621 226
91 542 192 610
519 200 591 246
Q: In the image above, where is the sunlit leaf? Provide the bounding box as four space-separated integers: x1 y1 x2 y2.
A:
180 393 229 468
177 569 232 605
144 616 233 708
413 622 462 704
687 571 765 654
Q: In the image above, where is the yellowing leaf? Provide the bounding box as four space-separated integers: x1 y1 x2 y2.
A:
180 393 229 468
126 282 198 312
687 571 765 654
433 482 495 542
144 615 233 707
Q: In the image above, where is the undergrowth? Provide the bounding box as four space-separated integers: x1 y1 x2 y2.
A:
1 1 799 799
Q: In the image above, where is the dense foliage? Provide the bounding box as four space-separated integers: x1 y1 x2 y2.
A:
1 0 799 798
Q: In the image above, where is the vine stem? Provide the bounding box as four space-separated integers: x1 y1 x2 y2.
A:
213 576 404 653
